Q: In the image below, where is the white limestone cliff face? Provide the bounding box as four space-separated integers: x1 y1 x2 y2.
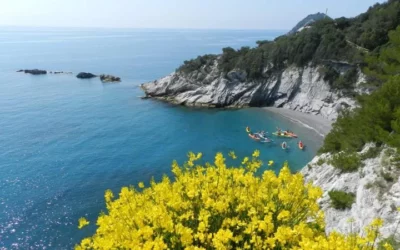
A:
141 61 360 121
302 145 400 239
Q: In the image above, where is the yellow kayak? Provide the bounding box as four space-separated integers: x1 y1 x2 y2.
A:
272 132 297 138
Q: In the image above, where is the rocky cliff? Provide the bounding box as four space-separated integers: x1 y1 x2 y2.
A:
141 59 363 121
302 145 400 239
288 12 330 35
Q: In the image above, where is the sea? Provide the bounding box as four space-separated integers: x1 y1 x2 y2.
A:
0 27 323 249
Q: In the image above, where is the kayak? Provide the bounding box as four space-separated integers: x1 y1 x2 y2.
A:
248 133 260 141
282 142 287 149
299 143 305 150
272 132 296 138
286 132 298 138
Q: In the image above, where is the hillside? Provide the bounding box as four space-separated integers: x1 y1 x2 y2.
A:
287 12 330 35
141 0 400 118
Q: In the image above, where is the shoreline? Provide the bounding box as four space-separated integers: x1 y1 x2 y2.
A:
263 107 333 138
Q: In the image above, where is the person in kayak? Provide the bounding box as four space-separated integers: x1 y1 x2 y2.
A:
282 141 287 149
246 126 251 133
298 140 304 149
257 131 267 139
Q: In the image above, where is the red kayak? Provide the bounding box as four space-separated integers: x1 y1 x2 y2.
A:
284 131 298 138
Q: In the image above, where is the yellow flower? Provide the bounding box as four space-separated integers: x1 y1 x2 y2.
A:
252 150 260 158
383 242 394 250
277 210 290 221
228 151 237 159
76 151 387 250
78 217 89 229
196 152 202 160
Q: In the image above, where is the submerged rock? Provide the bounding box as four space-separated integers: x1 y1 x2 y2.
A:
17 69 47 75
99 74 121 83
52 71 72 74
76 72 97 79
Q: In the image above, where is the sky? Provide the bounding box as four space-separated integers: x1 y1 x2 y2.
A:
0 0 386 30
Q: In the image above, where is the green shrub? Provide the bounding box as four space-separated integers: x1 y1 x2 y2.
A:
381 171 395 182
321 65 340 85
330 153 362 172
361 147 382 160
328 190 356 210
365 182 374 189
331 67 359 91
316 158 325 166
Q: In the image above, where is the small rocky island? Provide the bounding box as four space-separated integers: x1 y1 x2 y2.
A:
17 69 74 75
17 69 47 75
100 74 121 83
76 72 97 79
17 69 121 83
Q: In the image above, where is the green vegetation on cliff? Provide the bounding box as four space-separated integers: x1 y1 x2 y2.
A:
178 0 400 84
328 190 356 210
321 26 400 154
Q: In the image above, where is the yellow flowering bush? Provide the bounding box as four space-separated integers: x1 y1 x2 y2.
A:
76 151 392 250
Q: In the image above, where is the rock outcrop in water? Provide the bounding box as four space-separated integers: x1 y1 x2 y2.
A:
100 74 121 83
17 69 47 75
302 145 400 238
76 72 97 79
141 59 363 121
17 69 122 83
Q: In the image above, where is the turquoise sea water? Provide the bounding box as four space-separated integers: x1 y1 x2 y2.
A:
0 28 322 249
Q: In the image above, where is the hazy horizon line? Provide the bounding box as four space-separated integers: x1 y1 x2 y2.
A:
0 24 289 32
